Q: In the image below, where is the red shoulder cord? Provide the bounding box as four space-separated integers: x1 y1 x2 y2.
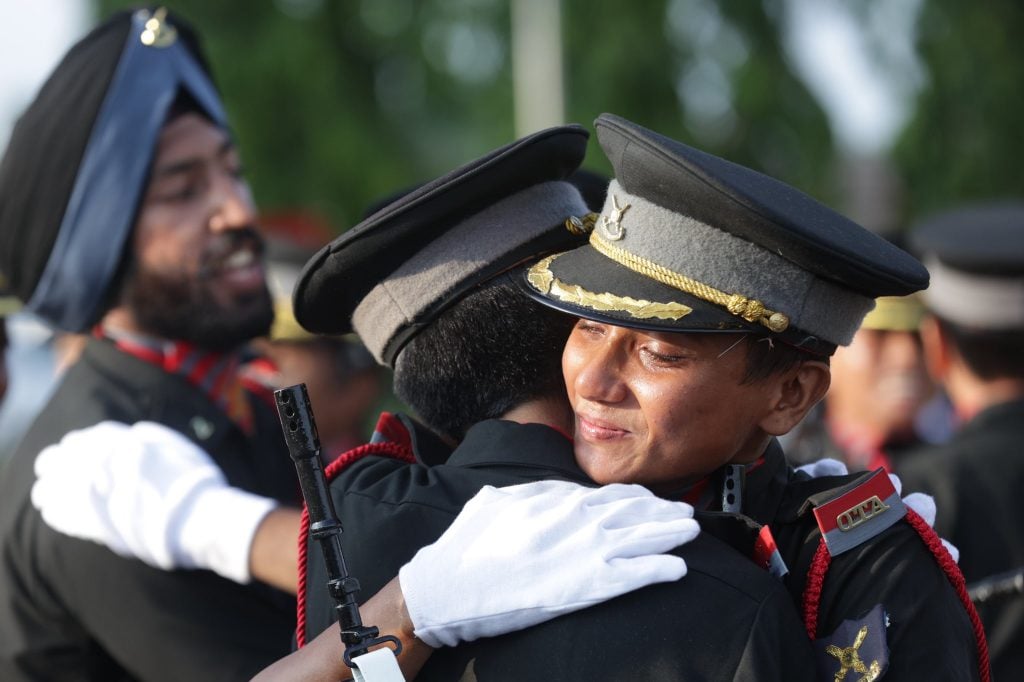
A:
295 441 416 647
801 508 991 682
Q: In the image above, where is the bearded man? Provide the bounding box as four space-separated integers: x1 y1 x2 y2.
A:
0 8 300 681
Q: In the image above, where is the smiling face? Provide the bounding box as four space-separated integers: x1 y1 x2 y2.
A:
118 112 272 349
562 320 791 494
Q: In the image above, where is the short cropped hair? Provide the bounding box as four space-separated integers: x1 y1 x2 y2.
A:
393 279 574 441
741 334 828 384
937 317 1024 381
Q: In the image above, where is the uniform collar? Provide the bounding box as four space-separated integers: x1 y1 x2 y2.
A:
447 419 593 484
741 438 797 525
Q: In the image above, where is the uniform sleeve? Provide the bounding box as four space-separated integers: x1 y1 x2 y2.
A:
731 586 817 682
42 525 294 682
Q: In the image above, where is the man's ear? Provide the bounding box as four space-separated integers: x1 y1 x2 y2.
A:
760 360 831 436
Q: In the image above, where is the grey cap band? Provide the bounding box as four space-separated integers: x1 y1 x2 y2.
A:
923 256 1024 329
590 180 874 346
353 180 588 364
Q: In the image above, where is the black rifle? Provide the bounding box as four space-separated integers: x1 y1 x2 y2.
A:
968 566 1024 605
274 384 402 668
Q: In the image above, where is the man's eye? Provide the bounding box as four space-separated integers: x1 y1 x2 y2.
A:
156 183 199 202
641 347 685 365
575 321 605 336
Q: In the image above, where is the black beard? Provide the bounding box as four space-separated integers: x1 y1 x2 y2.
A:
119 228 274 351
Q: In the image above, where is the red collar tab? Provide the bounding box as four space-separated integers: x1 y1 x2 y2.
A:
369 412 414 451
753 525 789 579
813 469 906 557
97 326 255 434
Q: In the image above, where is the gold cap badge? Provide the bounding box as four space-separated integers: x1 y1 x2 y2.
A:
139 7 177 48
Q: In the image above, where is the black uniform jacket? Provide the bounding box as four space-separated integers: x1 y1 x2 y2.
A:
743 440 986 681
0 338 299 681
897 398 1024 681
304 418 817 681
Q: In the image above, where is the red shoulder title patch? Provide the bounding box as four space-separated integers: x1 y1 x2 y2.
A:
813 469 906 557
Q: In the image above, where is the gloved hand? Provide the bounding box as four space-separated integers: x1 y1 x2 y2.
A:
398 480 700 648
31 421 277 583
796 458 960 563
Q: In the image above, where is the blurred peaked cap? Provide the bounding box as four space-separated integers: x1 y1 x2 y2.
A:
911 201 1024 330
911 201 1024 275
293 124 592 366
0 6 224 332
522 113 929 355
860 295 925 332
566 168 610 212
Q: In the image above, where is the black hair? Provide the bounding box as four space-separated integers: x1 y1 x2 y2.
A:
393 279 574 442
740 334 828 384
936 317 1024 380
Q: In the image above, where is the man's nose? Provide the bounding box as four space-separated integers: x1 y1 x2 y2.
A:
208 172 257 233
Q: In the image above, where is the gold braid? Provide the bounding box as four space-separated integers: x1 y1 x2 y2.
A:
589 232 790 333
564 212 598 237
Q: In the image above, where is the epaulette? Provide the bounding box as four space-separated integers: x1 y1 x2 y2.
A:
802 468 906 557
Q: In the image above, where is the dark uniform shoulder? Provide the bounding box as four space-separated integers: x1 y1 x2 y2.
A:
773 469 989 680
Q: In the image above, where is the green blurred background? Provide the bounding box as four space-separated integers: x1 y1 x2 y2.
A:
2 0 1024 455
73 0 1024 238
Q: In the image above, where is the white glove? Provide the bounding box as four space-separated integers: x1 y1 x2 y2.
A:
798 459 960 563
795 458 849 478
888 475 960 563
31 420 277 583
398 480 700 648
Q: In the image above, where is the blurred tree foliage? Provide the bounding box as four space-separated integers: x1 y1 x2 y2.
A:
891 0 1024 222
97 0 834 234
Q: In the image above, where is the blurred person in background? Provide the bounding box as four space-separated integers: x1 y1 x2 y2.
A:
243 211 384 458
0 8 302 679
782 292 941 471
897 202 1024 681
0 276 17 404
